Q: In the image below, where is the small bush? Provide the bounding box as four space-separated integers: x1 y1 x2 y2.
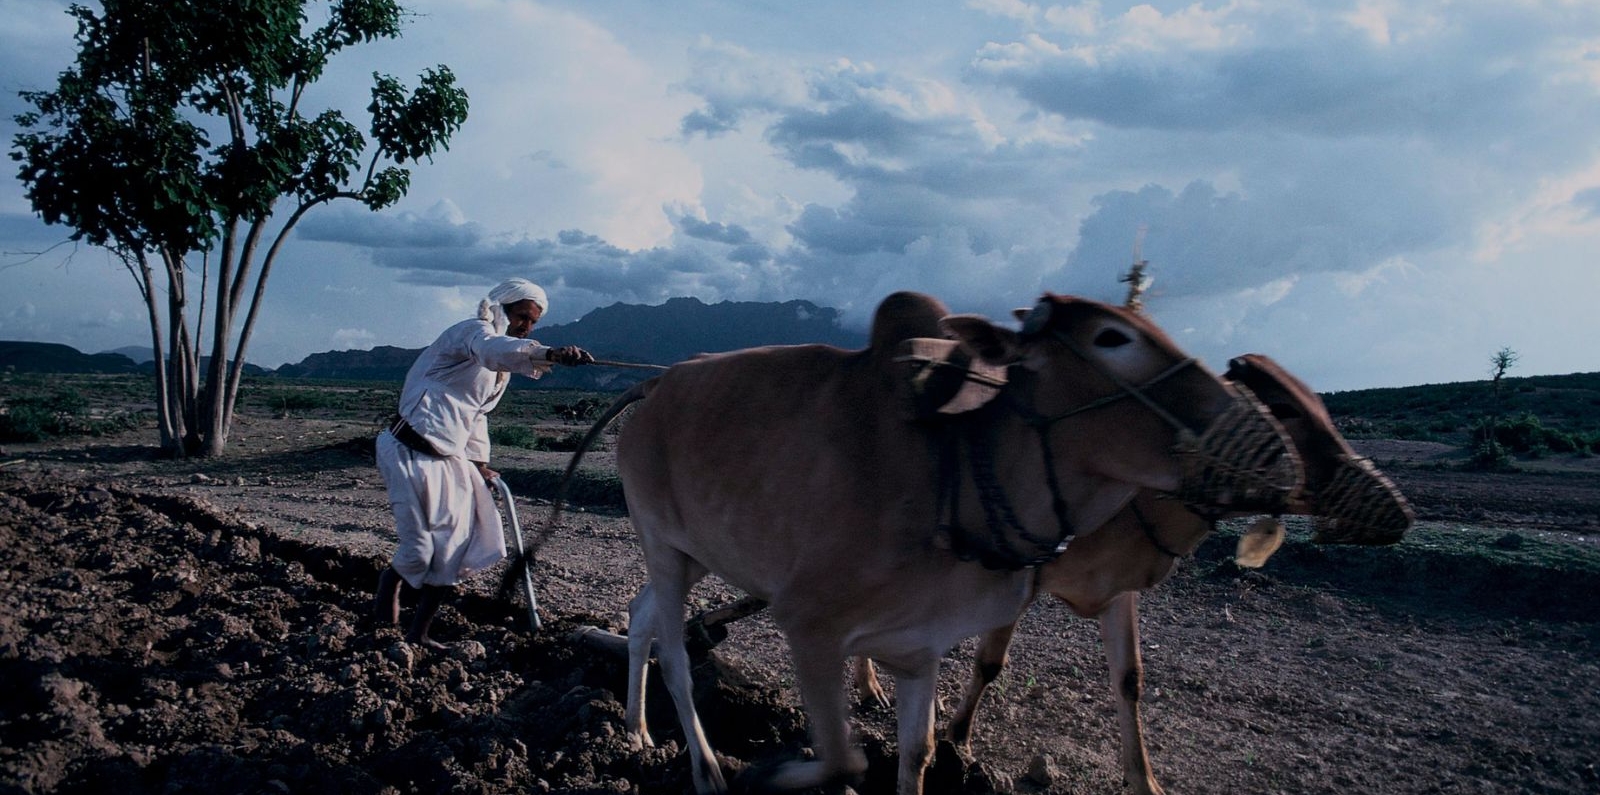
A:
1469 412 1587 457
258 389 342 413
1464 417 1515 471
1428 419 1459 435
1465 438 1515 471
548 398 606 422
1334 416 1381 439
491 426 591 452
490 425 540 448
539 430 590 452
1389 420 1438 442
0 389 140 442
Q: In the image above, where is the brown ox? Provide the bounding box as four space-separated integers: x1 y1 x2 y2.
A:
597 292 1300 794
851 350 1413 795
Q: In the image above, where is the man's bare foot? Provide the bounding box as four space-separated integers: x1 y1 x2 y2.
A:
373 568 402 628
406 584 453 651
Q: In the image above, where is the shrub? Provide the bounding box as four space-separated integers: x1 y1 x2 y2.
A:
540 430 590 452
0 388 140 442
1389 420 1437 442
491 426 591 452
490 425 540 448
1465 436 1515 471
258 389 342 413
1469 412 1585 457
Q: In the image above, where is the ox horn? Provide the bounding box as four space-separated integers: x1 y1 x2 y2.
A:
1018 297 1053 337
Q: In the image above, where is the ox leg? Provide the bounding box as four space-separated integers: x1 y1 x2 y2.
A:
624 583 657 749
643 556 727 795
1100 592 1165 795
763 640 867 792
852 657 892 710
946 622 1017 752
891 664 940 795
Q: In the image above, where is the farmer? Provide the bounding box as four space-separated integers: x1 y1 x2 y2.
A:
373 278 593 648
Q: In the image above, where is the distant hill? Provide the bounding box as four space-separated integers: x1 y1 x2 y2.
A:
273 345 422 382
100 346 155 364
1322 371 1600 444
0 340 142 374
1 341 143 374
532 296 862 362
0 341 269 376
274 296 868 390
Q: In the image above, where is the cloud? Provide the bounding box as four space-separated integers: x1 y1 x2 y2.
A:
5 0 1599 389
679 38 812 136
966 1 1600 160
5 301 37 322
297 201 483 249
1573 186 1600 219
331 328 377 350
323 0 706 251
674 214 755 246
1049 171 1454 301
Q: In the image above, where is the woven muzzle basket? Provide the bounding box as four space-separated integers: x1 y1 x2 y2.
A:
1310 455 1414 545
1171 393 1303 514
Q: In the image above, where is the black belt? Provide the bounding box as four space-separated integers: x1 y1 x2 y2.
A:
387 415 443 457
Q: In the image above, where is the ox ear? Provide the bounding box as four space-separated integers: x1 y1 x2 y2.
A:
941 314 1024 365
1011 307 1029 322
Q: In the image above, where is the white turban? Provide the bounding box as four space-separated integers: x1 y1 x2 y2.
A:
478 278 549 334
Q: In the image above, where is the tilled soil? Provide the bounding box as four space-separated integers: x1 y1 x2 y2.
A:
2 420 1598 794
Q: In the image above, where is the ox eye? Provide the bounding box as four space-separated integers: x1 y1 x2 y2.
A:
1268 402 1303 420
1093 328 1133 348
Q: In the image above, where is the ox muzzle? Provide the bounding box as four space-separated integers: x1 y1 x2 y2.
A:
1170 388 1304 517
1307 454 1414 545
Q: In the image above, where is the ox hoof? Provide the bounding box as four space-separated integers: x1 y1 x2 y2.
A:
864 689 892 712
625 730 654 752
735 755 864 794
692 756 729 795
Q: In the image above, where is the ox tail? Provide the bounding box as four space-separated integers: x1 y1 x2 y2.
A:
497 377 658 601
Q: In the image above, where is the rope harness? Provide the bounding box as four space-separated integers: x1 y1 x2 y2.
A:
933 326 1215 570
1129 498 1195 560
932 306 1301 571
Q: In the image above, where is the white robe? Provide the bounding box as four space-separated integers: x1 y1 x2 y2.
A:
376 318 553 587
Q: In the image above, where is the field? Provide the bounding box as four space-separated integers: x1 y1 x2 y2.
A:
2 374 1598 794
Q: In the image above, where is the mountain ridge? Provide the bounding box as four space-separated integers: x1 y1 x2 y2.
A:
2 297 865 390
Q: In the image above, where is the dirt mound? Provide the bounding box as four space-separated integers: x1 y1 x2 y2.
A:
0 475 1007 794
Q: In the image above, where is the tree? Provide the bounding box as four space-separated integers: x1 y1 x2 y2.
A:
1471 346 1521 470
1488 347 1519 400
10 0 468 457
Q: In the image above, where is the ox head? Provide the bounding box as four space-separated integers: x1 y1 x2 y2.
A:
943 294 1302 517
1225 354 1414 545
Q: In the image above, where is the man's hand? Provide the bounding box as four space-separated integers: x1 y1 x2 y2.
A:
474 461 499 485
547 346 595 366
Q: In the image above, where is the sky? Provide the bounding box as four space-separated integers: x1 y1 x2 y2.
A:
2 0 1597 392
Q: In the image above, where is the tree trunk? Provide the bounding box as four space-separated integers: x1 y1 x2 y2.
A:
223 213 299 445
201 217 271 457
159 249 201 457
127 251 177 452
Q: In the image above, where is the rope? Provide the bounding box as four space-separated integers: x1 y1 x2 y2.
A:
591 359 670 371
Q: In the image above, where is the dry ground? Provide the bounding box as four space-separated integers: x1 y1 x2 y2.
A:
2 414 1598 794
